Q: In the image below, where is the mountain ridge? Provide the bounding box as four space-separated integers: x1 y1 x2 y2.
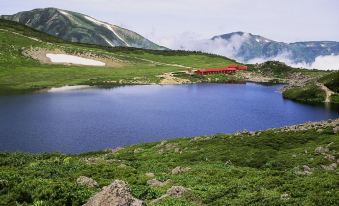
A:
212 32 339 64
0 7 166 50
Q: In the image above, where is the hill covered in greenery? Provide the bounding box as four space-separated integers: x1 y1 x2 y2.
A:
0 19 237 95
0 19 337 105
283 71 339 104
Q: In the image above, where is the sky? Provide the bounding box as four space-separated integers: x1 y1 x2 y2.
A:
1 0 339 47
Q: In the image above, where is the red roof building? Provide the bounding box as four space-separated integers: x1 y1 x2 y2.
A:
195 65 247 75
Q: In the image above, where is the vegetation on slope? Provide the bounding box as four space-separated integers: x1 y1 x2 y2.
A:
319 71 339 93
0 120 338 205
283 71 339 104
0 19 237 95
283 84 326 104
248 61 327 79
0 19 336 105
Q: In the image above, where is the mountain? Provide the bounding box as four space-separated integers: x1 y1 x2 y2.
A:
0 8 165 50
212 32 339 64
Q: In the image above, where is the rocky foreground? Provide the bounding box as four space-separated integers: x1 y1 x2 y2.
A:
0 119 338 205
79 119 339 205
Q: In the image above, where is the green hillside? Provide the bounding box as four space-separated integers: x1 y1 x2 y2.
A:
283 71 339 104
320 71 339 93
0 19 237 95
0 19 336 104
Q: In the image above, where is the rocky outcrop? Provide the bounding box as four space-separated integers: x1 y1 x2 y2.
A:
145 172 155 178
104 147 123 154
156 140 181 154
171 166 191 175
315 146 330 155
147 179 170 187
333 126 339 134
83 180 143 206
278 119 339 133
294 165 313 176
151 186 189 204
321 163 337 171
77 176 99 188
166 186 188 197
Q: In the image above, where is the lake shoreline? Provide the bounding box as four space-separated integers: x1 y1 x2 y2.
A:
1 118 338 155
40 79 280 93
1 83 338 153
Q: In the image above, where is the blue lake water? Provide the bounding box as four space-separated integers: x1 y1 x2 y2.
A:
0 83 338 153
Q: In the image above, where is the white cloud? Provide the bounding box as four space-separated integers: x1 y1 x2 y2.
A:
166 34 339 70
1 0 339 43
247 52 339 70
160 32 250 60
311 55 339 70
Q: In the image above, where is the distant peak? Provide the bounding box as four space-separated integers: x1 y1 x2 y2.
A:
211 31 250 40
212 32 275 43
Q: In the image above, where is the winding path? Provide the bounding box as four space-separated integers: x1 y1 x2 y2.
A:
0 29 43 42
318 83 334 103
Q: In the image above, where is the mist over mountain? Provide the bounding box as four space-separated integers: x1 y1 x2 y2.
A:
1 8 338 70
171 32 339 70
0 8 165 50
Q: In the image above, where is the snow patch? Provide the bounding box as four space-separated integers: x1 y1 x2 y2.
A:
84 16 130 46
46 54 106 66
256 38 261 42
100 35 114 47
59 10 71 17
48 85 92 93
84 15 102 25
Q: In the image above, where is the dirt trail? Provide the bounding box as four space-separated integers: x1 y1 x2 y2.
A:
114 54 193 69
158 72 190 84
318 83 334 103
1 29 192 70
0 29 43 42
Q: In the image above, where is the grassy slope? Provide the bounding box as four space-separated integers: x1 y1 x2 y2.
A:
247 61 327 79
283 71 339 104
320 71 339 103
1 19 335 104
0 19 237 95
1 123 338 206
283 84 326 104
320 71 339 93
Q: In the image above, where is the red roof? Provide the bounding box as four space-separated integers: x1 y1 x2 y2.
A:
227 64 239 68
237 65 248 70
197 67 237 72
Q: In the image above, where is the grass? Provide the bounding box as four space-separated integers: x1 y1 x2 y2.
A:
0 125 338 205
0 65 179 95
282 71 339 104
0 19 238 95
172 71 244 83
247 61 325 79
282 84 326 104
319 71 339 93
